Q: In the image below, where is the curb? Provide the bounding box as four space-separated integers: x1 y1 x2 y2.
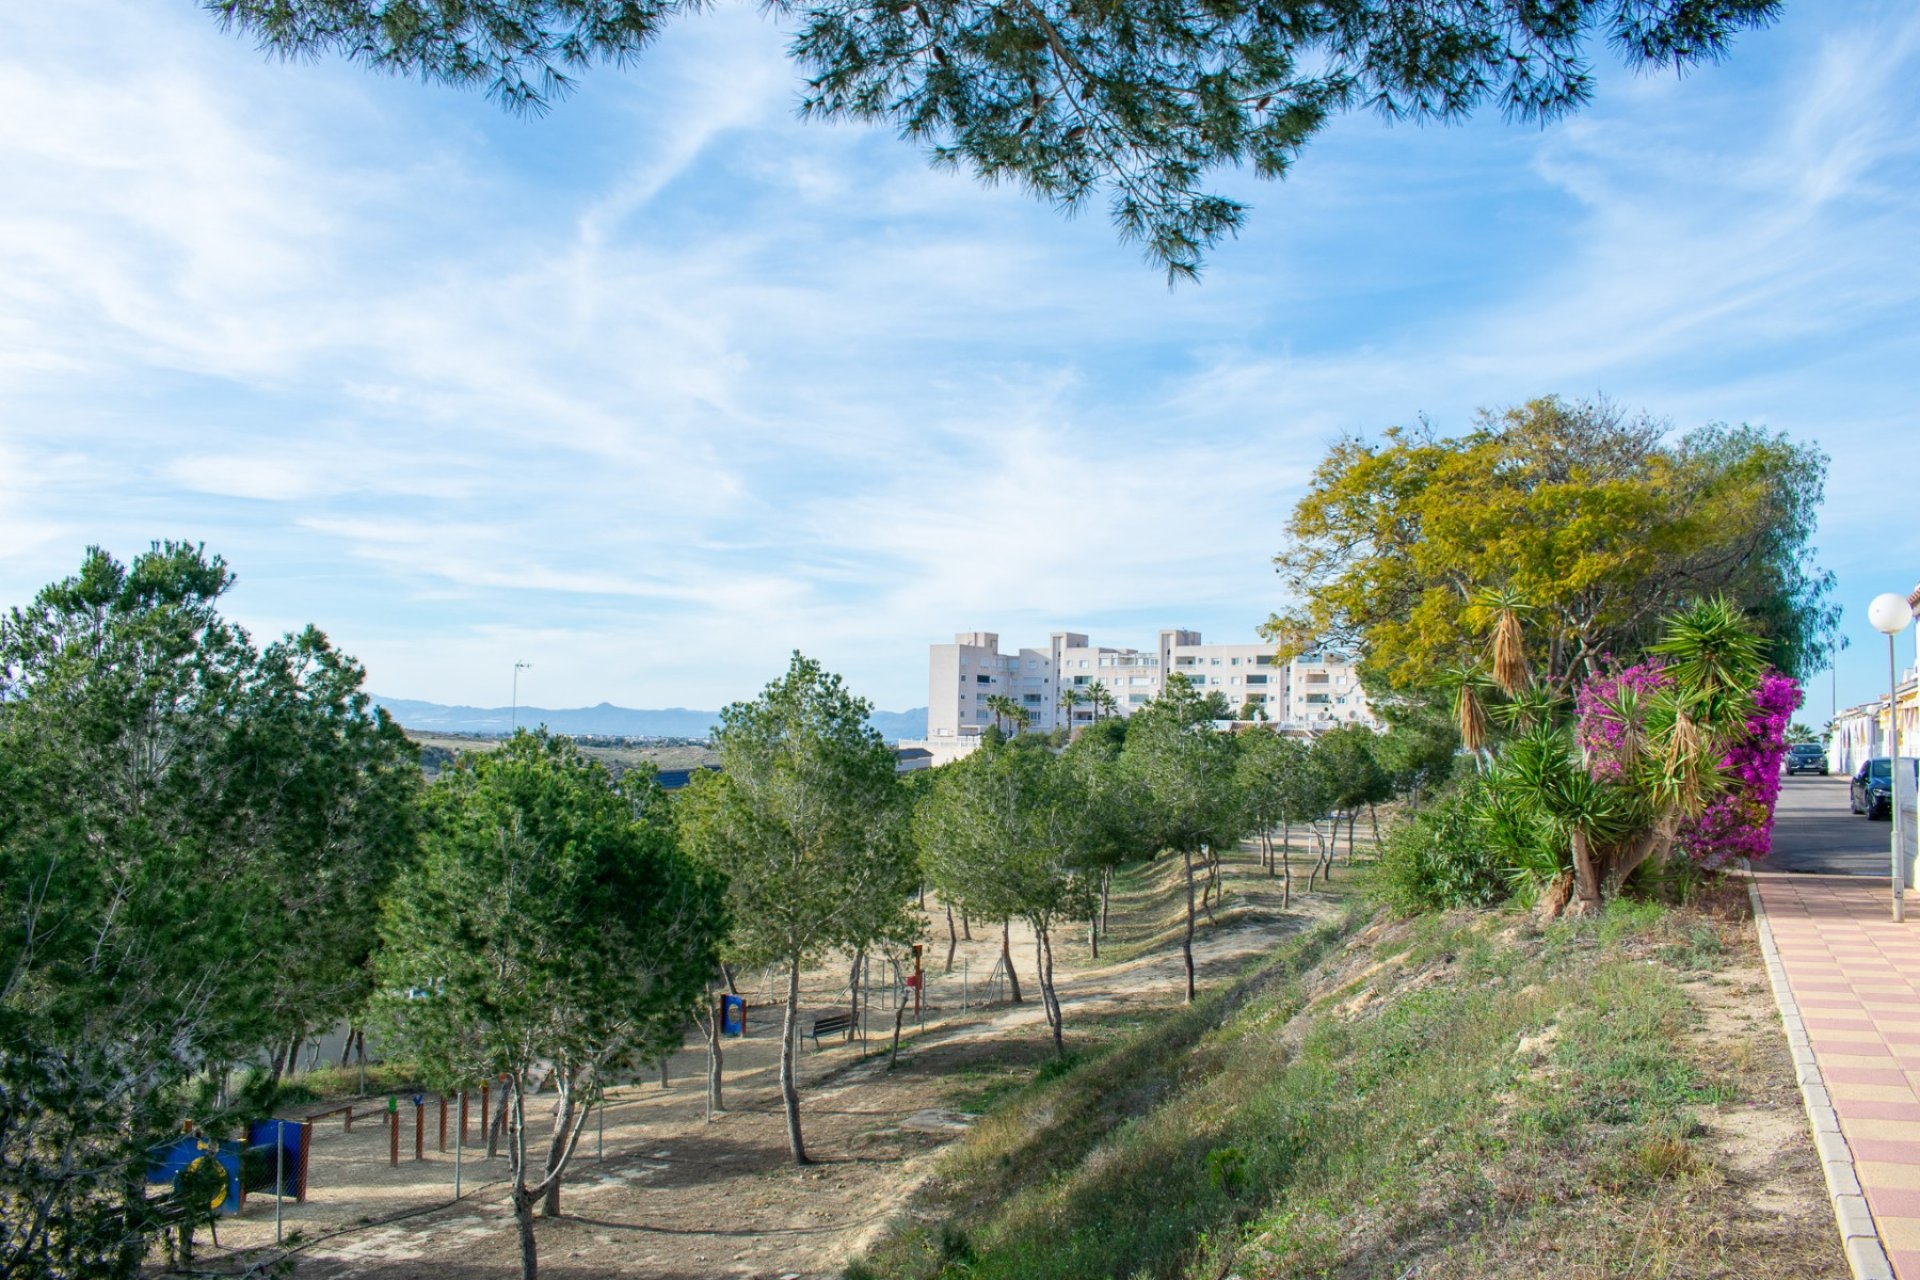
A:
1745 869 1897 1280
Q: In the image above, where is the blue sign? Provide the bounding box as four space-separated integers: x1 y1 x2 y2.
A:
721 994 746 1036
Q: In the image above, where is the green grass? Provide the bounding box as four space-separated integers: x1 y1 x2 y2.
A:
851 889 1826 1280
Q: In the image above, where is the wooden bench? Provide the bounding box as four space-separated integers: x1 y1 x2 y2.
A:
808 1010 855 1051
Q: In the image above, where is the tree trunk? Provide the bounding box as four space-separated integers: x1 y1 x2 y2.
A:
508 1076 538 1280
779 958 809 1165
720 962 740 995
1000 921 1023 1004
1099 869 1111 937
1035 924 1064 1054
268 1039 289 1086
846 950 864 1042
1180 847 1197 1004
706 993 724 1116
961 910 973 941
1367 804 1381 847
488 1084 508 1158
888 995 908 1069
945 904 958 970
1281 829 1293 910
512 1184 539 1280
540 1078 575 1217
1569 829 1603 915
338 1027 358 1070
1345 812 1356 863
1088 912 1098 960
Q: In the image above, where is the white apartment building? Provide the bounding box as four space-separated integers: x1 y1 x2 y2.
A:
924 628 1375 745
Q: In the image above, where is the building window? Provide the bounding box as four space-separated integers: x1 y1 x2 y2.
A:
1256 655 1275 666
1023 694 1043 705
1129 694 1149 704
1130 677 1150 687
976 674 991 685
1246 674 1268 685
1190 675 1206 685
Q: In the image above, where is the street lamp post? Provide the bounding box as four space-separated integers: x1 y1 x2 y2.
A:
511 660 532 734
1869 593 1913 922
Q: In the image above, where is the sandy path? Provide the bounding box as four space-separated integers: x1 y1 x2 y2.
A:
201 846 1346 1279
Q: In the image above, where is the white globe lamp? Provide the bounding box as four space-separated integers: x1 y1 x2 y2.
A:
1870 593 1913 637
1869 592 1914 921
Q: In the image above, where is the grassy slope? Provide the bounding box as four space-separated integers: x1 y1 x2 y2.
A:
853 883 1842 1280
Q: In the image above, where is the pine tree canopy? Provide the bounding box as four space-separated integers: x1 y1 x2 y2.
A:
204 0 1781 278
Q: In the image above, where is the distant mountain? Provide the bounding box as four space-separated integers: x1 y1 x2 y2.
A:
373 697 928 743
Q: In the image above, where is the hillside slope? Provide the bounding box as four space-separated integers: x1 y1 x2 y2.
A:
855 886 1844 1280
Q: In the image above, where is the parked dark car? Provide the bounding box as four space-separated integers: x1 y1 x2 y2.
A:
1785 743 1828 776
1851 757 1919 820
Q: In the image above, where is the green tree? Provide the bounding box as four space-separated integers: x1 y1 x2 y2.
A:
675 653 917 1164
0 544 421 1279
374 732 723 1280
1373 695 1460 806
1234 728 1300 904
1263 397 1839 690
235 626 422 1080
1314 723 1392 857
1121 674 1247 1002
917 740 1087 1052
207 0 1778 279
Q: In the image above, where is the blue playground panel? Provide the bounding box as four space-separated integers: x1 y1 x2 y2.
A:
721 994 746 1036
245 1118 308 1198
147 1135 242 1216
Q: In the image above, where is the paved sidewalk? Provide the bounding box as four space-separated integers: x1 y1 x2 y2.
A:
1755 871 1920 1279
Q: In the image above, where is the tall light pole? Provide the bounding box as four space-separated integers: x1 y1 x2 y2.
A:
1868 594 1912 921
511 660 532 734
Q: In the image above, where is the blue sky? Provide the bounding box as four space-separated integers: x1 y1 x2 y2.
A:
1 1 1916 717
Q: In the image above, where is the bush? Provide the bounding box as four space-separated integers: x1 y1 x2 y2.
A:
1377 776 1511 912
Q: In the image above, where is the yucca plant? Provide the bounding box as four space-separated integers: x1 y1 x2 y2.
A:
1443 662 1492 761
1483 597 1768 915
1472 586 1533 696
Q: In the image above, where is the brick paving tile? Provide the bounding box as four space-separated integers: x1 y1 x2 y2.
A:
1758 871 1920 1277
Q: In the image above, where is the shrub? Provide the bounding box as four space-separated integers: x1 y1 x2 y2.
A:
1377 776 1511 912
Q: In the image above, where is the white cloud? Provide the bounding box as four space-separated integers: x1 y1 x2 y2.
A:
0 0 1914 711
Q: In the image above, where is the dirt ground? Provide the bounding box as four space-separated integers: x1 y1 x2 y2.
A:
196 855 1840 1280
203 847 1343 1280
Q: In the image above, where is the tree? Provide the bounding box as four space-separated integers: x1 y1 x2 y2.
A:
1082 681 1106 721
1373 695 1460 806
1235 729 1302 905
675 653 917 1164
234 627 422 1080
1121 674 1246 1002
1314 723 1392 857
1058 686 1082 734
917 740 1087 1052
1263 397 1839 691
373 732 722 1280
0 544 421 1279
207 0 1778 279
1486 596 1775 914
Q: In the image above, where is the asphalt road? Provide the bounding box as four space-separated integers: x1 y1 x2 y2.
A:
1763 772 1892 876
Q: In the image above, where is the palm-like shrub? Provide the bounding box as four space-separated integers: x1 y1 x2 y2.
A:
1483 597 1773 914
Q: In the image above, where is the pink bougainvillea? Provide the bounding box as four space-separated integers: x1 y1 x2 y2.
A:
1679 671 1801 868
1574 662 1801 868
1574 659 1672 782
